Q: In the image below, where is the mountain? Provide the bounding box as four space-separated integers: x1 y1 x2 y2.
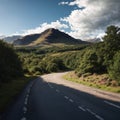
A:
13 28 88 46
0 35 5 39
3 35 22 43
86 38 101 43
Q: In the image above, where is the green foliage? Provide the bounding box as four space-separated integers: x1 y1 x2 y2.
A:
16 44 87 54
94 43 107 73
103 25 120 66
0 76 36 112
17 44 87 75
0 40 23 83
76 50 100 76
75 25 120 83
102 25 120 82
16 25 120 83
108 51 120 82
56 51 84 69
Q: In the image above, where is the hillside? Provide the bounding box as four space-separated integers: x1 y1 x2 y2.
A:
13 28 88 46
3 35 21 43
86 38 101 43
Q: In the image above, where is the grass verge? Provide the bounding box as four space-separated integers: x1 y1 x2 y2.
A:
63 72 120 93
0 75 36 113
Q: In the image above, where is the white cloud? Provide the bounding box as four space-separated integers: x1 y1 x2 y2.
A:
58 1 69 5
11 0 120 40
22 20 68 36
61 0 120 39
0 33 4 36
0 35 5 39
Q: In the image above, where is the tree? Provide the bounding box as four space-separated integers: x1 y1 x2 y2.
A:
108 51 120 82
76 50 100 76
0 40 23 83
103 25 120 66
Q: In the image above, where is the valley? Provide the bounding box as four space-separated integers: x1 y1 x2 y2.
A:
0 25 120 120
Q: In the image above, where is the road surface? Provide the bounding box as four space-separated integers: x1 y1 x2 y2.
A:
3 72 120 120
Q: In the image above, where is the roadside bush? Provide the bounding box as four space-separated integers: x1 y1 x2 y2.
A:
0 40 23 83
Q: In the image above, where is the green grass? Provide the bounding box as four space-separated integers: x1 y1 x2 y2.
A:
63 73 120 93
0 76 36 113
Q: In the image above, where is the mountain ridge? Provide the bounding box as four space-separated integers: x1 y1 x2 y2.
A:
3 35 22 43
13 28 88 46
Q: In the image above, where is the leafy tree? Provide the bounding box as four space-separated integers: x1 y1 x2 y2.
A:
46 62 58 73
44 56 66 72
76 50 100 76
103 25 120 66
0 40 23 83
108 51 120 82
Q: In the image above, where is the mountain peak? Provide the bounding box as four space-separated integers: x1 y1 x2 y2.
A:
43 28 59 34
47 28 57 31
13 28 88 46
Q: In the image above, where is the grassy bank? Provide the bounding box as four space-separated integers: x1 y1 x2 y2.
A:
0 76 36 113
64 72 120 93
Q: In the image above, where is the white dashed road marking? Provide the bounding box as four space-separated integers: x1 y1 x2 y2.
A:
56 89 60 93
64 96 69 99
21 84 33 120
69 99 74 103
86 108 104 120
95 114 104 120
78 106 86 112
21 117 27 120
47 81 104 120
86 108 95 115
104 100 120 109
48 83 53 88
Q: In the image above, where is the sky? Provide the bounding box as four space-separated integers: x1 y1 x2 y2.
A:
0 0 120 40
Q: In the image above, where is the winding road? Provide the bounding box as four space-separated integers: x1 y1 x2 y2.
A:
3 72 120 120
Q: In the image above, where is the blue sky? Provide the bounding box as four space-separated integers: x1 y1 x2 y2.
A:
0 0 120 40
0 0 73 35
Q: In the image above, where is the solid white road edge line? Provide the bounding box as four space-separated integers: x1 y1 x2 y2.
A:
24 98 28 105
23 107 27 113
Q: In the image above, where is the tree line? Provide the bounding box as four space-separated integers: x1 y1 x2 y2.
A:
75 25 120 82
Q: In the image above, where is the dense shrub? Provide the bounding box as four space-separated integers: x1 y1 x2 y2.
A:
75 50 100 76
0 40 23 83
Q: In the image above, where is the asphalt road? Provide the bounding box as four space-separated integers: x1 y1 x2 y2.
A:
3 73 120 120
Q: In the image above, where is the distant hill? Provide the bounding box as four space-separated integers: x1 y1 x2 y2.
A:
86 38 101 43
3 35 22 43
13 28 88 46
0 35 5 39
